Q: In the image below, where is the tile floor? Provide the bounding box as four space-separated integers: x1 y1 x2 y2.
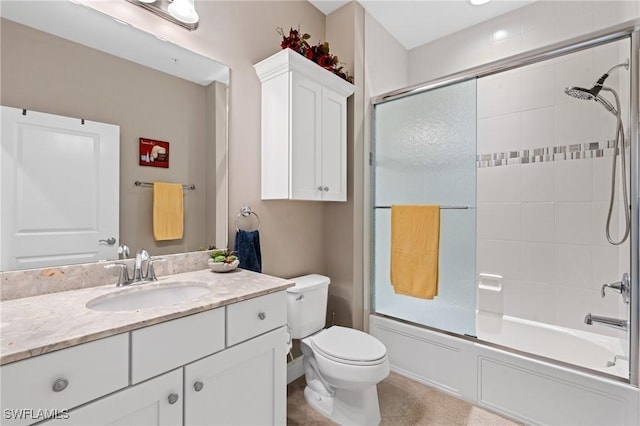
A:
287 372 521 426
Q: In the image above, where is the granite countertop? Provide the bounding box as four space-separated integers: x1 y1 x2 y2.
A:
0 268 294 365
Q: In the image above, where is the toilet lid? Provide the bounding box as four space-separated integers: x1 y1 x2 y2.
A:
310 326 387 364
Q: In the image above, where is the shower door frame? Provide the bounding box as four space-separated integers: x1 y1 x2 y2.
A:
370 18 640 385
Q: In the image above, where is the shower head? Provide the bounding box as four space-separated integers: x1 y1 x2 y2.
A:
564 85 618 114
565 86 598 101
564 59 628 113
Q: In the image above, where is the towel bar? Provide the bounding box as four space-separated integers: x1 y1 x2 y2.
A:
236 205 260 232
374 205 472 210
135 181 195 190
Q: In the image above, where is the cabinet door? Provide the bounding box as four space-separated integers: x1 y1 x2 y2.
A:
321 88 347 201
184 327 288 426
291 74 323 200
42 370 182 426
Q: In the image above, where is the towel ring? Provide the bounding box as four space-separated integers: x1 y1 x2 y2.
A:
236 205 260 232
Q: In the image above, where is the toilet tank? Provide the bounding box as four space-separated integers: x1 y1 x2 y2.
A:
286 274 330 339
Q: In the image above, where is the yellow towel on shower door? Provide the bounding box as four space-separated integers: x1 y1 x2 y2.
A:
390 205 440 299
153 182 184 241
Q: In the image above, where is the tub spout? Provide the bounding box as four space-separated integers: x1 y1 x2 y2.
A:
584 313 628 331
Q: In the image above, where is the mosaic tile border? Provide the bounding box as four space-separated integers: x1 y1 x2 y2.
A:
477 140 619 168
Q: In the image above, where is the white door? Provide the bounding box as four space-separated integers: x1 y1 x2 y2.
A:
0 106 119 271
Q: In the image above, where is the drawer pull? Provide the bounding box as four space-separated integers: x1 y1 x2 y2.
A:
51 379 69 392
258 312 267 320
52 378 69 392
193 381 204 392
168 393 179 405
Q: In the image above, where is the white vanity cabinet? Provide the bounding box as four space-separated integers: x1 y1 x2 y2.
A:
0 334 129 426
1 290 289 426
185 290 288 425
254 48 355 201
184 327 288 425
42 369 183 426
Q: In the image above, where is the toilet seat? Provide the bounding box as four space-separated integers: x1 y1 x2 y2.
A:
309 326 387 366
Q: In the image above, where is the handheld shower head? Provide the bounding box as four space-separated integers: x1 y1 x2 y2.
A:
564 59 630 246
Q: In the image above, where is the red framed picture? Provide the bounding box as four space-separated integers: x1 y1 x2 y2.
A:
139 138 169 168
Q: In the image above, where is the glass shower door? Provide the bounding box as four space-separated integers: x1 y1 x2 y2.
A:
372 79 477 336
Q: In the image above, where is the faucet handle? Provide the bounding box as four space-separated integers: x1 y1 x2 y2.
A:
146 257 167 281
104 263 131 286
601 273 630 303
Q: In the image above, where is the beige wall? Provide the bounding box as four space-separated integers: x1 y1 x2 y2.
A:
4 1 373 329
0 19 213 257
4 1 328 279
324 2 365 329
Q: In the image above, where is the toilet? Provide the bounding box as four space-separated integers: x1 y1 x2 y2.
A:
287 274 389 426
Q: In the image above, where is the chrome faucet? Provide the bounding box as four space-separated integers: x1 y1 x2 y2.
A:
133 249 150 281
105 249 164 286
584 313 628 331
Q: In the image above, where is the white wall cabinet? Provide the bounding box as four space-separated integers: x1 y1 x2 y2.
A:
254 48 355 201
1 292 288 426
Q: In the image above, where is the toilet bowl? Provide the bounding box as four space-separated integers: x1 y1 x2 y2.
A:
287 275 390 425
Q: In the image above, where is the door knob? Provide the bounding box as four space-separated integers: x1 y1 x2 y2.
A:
99 237 116 245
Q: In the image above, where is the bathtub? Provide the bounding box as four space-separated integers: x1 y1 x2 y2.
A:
370 314 639 425
476 311 628 378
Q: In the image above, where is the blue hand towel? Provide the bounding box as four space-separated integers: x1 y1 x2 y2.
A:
235 230 262 273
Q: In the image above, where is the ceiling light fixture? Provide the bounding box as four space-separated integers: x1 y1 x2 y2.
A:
469 0 491 5
125 0 199 31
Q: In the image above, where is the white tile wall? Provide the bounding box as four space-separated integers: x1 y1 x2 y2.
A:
520 162 554 202
474 40 630 337
406 0 637 339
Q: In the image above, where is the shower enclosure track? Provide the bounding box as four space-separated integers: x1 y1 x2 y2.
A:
370 18 640 386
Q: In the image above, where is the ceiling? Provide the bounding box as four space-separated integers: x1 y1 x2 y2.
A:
309 0 536 50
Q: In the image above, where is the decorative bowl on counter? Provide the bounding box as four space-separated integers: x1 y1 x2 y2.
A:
208 258 239 273
208 249 240 273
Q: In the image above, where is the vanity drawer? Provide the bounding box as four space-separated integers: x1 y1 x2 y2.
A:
226 291 287 346
131 308 225 384
0 333 129 426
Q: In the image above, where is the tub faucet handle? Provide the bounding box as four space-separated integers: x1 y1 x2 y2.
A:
601 273 630 303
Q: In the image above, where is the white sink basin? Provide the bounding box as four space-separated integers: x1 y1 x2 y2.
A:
87 282 211 312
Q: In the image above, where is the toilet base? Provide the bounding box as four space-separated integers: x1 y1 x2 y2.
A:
304 384 382 426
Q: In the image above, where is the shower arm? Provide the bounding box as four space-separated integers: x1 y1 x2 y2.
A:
590 59 630 95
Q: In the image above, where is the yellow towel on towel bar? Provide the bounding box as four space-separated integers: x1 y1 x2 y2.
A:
390 205 440 299
153 182 184 241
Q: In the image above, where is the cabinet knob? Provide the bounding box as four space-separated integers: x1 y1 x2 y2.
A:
168 393 179 405
318 186 323 191
52 378 69 392
258 312 267 320
193 381 204 392
323 186 329 192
